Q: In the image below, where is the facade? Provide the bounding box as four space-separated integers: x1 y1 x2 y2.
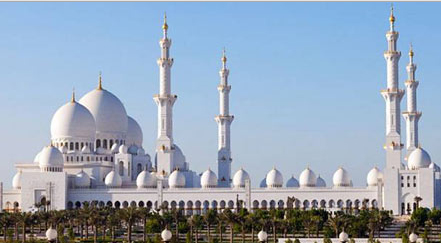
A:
2 10 441 216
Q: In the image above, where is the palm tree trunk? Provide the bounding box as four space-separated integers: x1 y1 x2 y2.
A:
219 224 223 243
229 224 233 243
251 228 255 243
15 223 18 241
86 222 89 239
195 228 198 243
273 224 276 243
128 223 132 243
94 225 97 243
80 224 84 239
22 223 26 243
241 225 245 243
4 225 7 241
143 218 147 242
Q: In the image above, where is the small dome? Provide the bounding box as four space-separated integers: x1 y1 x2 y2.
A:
75 170 91 188
137 147 145 156
39 145 64 171
136 169 156 188
286 176 299 188
110 143 119 154
429 162 440 172
60 145 68 154
119 144 129 154
104 170 122 188
333 167 351 187
367 166 383 186
408 147 431 169
127 116 143 147
201 168 218 188
50 100 96 141
260 178 267 188
232 168 250 188
12 171 22 189
299 167 316 187
81 144 91 154
265 167 283 188
79 87 128 136
316 175 327 187
128 145 138 155
168 169 186 188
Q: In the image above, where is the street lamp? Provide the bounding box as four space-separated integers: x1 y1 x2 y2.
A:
409 232 418 243
45 226 57 243
258 230 268 243
161 228 172 243
339 231 348 243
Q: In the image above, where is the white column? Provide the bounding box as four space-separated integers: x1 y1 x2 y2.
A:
402 46 421 156
216 50 234 187
381 7 404 169
154 14 177 174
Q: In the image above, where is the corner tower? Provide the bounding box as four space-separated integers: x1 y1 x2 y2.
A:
154 14 177 174
216 50 234 187
381 6 404 169
402 45 422 157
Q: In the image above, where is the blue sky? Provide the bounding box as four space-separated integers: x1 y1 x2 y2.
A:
1 2 441 187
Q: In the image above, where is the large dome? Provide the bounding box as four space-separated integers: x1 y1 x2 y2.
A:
79 84 128 136
127 116 143 147
50 99 96 141
39 145 64 171
286 176 299 188
265 167 283 188
136 169 157 188
201 168 218 188
232 168 250 188
333 167 351 187
367 166 383 186
260 178 267 188
104 170 122 188
408 148 431 169
299 167 316 187
168 169 186 188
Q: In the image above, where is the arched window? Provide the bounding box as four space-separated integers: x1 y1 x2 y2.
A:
75 142 79 150
137 164 143 175
96 139 101 148
80 143 84 149
119 161 124 176
103 139 108 149
66 157 69 162
110 139 114 148
70 142 74 150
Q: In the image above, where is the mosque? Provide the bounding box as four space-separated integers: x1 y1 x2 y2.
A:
2 10 440 216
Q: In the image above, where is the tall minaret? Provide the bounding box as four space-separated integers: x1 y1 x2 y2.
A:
154 13 177 174
381 6 404 169
216 49 234 187
402 45 422 157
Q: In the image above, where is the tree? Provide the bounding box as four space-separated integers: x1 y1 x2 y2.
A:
188 214 203 243
203 209 218 243
327 212 342 237
139 207 152 242
220 209 236 243
118 206 140 243
16 212 33 243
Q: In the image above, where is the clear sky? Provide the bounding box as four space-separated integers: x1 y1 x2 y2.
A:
1 2 441 188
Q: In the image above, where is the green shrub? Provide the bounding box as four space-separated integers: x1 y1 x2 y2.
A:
350 238 356 243
285 239 293 243
323 237 332 243
186 231 191 243
294 239 300 243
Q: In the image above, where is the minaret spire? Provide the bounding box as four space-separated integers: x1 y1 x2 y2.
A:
381 6 404 169
71 87 75 103
216 48 234 187
154 13 177 174
389 4 395 32
403 44 422 157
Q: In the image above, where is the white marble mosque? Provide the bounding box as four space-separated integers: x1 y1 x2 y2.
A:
2 10 441 216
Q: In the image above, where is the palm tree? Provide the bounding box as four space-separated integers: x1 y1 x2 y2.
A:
106 208 120 243
16 212 33 243
88 209 101 243
80 202 92 239
327 212 342 237
188 214 203 243
203 209 218 243
0 212 13 242
236 208 249 243
221 209 237 243
138 207 151 242
118 206 140 243
246 211 260 243
414 196 423 209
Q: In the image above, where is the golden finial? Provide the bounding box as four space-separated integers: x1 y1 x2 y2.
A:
97 71 102 90
389 4 395 23
162 12 168 31
409 43 414 57
71 87 76 103
221 47 227 64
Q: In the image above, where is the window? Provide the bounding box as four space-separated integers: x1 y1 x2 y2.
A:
413 176 417 187
75 142 79 150
103 139 108 149
407 176 410 187
110 139 114 148
96 139 101 148
119 161 124 176
70 142 74 150
137 164 143 175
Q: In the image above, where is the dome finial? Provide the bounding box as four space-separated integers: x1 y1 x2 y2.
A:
71 87 76 103
409 42 414 57
389 4 395 23
162 12 168 31
97 71 103 90
221 47 227 68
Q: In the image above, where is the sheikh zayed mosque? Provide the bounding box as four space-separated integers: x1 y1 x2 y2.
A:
2 10 441 216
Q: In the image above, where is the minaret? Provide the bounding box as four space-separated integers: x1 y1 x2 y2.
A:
154 13 177 174
216 49 234 187
402 45 422 157
381 6 404 169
